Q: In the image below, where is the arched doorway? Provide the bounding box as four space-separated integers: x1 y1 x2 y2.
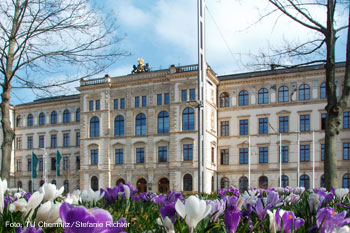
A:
259 176 268 189
220 177 229 189
158 178 169 193
91 176 98 191
137 178 147 193
116 178 125 186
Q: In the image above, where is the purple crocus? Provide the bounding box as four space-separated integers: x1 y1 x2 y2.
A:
280 211 305 233
229 186 240 197
16 227 42 233
255 198 272 221
59 202 126 233
218 188 227 196
101 186 120 204
224 208 240 233
160 203 177 221
316 207 350 233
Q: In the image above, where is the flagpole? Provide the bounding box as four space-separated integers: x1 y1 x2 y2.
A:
248 135 251 188
297 131 300 187
44 148 47 184
312 131 315 189
279 133 282 187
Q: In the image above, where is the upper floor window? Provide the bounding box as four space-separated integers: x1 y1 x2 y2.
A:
142 96 147 107
300 145 310 162
220 149 229 165
189 89 195 101
136 113 146 135
16 116 21 127
258 88 269 104
27 136 33 149
164 93 170 104
259 147 268 163
239 148 248 164
63 133 70 147
135 96 140 108
63 110 70 123
239 90 249 106
51 111 57 124
239 119 248 135
220 92 229 108
136 148 145 163
157 94 162 105
321 113 327 130
27 114 33 126
115 149 123 164
320 82 326 99
182 108 195 131
39 112 45 125
120 98 125 109
321 144 325 161
76 108 80 122
344 112 350 129
51 134 57 148
259 118 268 134
182 90 187 101
220 121 229 136
281 146 289 162
95 100 100 110
158 146 168 162
279 116 289 133
158 111 169 134
90 116 100 138
299 84 310 101
344 143 350 160
76 132 80 146
114 99 119 109
89 101 94 111
183 144 193 161
91 149 98 165
278 86 289 102
39 135 45 148
300 114 310 132
114 115 125 136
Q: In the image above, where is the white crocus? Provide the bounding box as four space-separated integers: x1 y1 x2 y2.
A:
308 193 321 213
65 193 81 205
123 185 130 200
42 183 64 201
337 226 350 233
335 188 349 201
175 195 212 230
36 201 62 224
80 188 104 203
157 216 175 233
267 209 278 233
9 191 44 218
0 178 8 213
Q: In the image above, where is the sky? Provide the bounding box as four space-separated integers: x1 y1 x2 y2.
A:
10 0 349 105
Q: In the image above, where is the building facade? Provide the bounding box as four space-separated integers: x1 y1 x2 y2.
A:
10 63 350 193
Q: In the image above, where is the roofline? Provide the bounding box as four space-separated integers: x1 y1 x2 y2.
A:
16 94 80 107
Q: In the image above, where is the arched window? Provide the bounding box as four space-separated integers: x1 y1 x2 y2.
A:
321 175 325 188
320 82 326 99
16 116 21 127
90 117 100 138
40 180 45 187
220 92 230 107
27 114 33 126
239 90 249 106
220 177 229 189
182 108 195 131
300 175 310 189
299 84 310 100
343 174 350 188
258 88 269 104
64 180 69 193
278 86 289 102
211 176 214 193
52 180 56 185
158 178 169 194
76 108 80 122
158 111 169 134
51 111 57 124
114 115 125 136
183 174 193 191
239 176 248 193
281 175 289 188
17 181 22 189
135 113 146 135
91 176 98 191
28 180 33 193
259 176 268 189
39 112 45 125
116 179 125 186
63 110 70 123
137 178 147 193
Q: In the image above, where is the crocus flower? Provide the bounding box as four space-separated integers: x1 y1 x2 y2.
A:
207 199 226 222
80 188 104 204
218 188 227 196
65 193 81 205
280 210 305 233
16 226 42 233
36 201 62 224
160 203 177 220
255 198 272 221
335 188 349 201
157 216 175 233
41 183 64 202
175 195 212 232
224 208 240 233
9 191 44 218
308 193 323 214
0 178 7 213
316 207 350 233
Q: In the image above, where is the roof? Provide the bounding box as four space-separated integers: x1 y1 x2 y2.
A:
16 94 80 107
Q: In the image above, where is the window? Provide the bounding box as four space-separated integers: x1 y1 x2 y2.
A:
76 132 80 146
259 176 268 189
278 86 289 102
239 90 249 106
51 111 57 124
17 181 22 189
183 174 192 191
114 115 125 136
182 108 195 131
320 82 326 99
39 112 45 125
220 149 229 165
16 137 22 150
95 100 100 110
158 111 169 134
279 116 289 133
164 93 170 104
136 113 146 135
27 136 33 149
239 119 248 135
343 174 350 188
300 145 310 162
142 96 147 107
183 144 193 161
300 175 310 189
220 177 229 189
220 121 229 136
211 147 215 163
91 176 98 191
39 158 43 171
27 158 32 171
63 157 69 170
16 116 21 127
135 96 140 107
259 147 268 163
158 146 168 162
239 176 248 193
137 178 147 193
115 149 123 164
281 175 289 188
76 108 80 122
321 144 325 161
321 113 327 130
51 134 57 148
90 117 100 137
239 148 248 164
28 181 33 193
64 180 69 193
190 89 195 100
51 157 56 170
16 159 22 171
27 114 33 126
76 156 80 170
39 135 44 148
321 175 325 188
300 114 310 132
114 99 119 109
258 88 269 104
281 146 289 162
344 143 350 160
89 101 93 111
120 98 125 109
259 118 268 134
157 94 162 105
91 149 98 165
136 148 144 163
220 92 229 107
299 84 310 100
63 110 70 123
63 133 70 147
344 112 350 129
182 90 187 101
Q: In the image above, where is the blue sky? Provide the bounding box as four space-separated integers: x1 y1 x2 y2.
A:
10 0 348 105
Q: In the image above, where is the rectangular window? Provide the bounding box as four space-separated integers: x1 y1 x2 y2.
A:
136 148 144 163
321 113 327 130
114 99 119 110
76 156 80 170
157 94 162 105
344 143 350 160
27 158 32 171
95 100 100 110
76 132 80 146
259 118 268 134
344 112 350 129
16 137 22 150
300 145 310 162
63 133 70 147
164 93 170 104
300 114 310 132
120 98 125 109
142 96 147 107
182 90 187 101
321 144 325 161
51 134 57 148
51 157 56 170
220 121 229 136
63 157 69 170
220 149 229 165
135 96 140 107
27 136 33 149
190 89 195 100
39 135 44 148
89 100 94 111
158 146 168 162
239 119 248 135
115 149 123 164
239 148 248 164
279 116 289 133
91 149 98 165
16 159 22 171
39 158 43 171
259 147 268 163
183 144 193 161
211 147 215 163
281 146 289 162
